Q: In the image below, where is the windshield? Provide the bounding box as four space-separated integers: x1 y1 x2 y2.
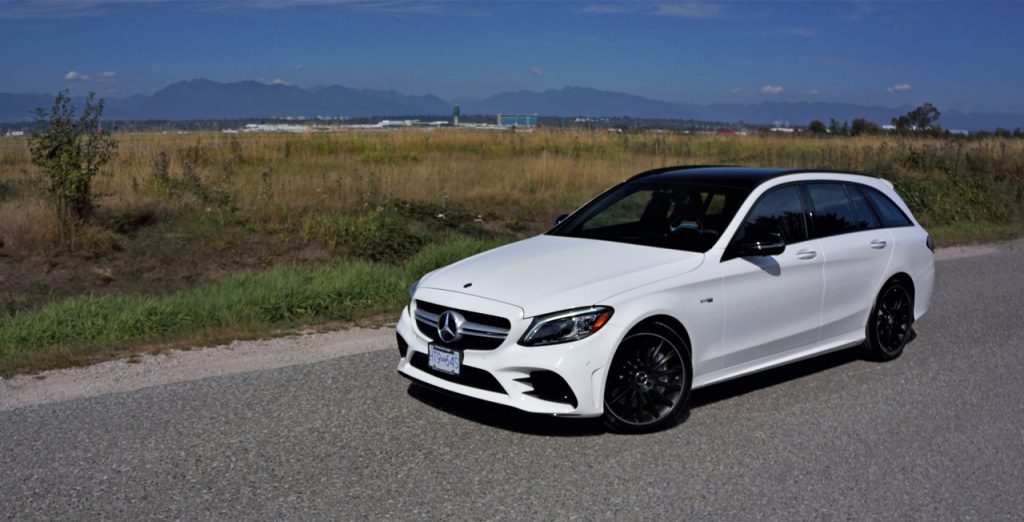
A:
548 181 751 253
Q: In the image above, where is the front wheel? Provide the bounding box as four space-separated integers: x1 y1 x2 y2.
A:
864 279 914 361
603 322 692 434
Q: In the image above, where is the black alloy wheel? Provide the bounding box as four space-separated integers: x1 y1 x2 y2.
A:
603 323 691 433
865 280 914 361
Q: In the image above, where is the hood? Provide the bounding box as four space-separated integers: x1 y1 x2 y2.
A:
420 235 704 317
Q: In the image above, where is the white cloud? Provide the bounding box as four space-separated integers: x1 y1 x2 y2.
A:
887 83 912 92
761 85 783 95
65 70 89 81
581 2 720 18
96 71 117 81
530 65 544 76
148 65 162 73
806 89 820 95
580 3 638 14
731 87 744 94
652 2 721 18
262 78 290 86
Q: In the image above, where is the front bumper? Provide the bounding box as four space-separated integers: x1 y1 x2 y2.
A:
395 291 619 417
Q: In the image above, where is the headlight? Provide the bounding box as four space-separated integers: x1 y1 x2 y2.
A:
407 278 420 317
518 306 614 346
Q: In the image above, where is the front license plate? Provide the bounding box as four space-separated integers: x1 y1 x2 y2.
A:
428 345 461 376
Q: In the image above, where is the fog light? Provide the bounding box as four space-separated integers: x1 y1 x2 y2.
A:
396 332 408 358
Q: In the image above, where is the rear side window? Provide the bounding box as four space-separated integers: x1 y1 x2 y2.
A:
805 183 859 237
846 185 881 230
863 188 913 227
740 185 808 244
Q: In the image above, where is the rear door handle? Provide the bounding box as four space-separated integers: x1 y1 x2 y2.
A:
796 249 817 260
870 240 888 249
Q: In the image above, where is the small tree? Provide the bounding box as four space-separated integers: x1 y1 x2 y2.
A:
808 120 827 134
892 102 941 131
851 118 881 136
29 90 117 249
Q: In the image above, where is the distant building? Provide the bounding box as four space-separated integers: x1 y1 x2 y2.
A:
497 114 537 127
453 104 460 126
4 130 25 137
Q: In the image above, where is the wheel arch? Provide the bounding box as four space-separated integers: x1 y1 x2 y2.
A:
628 314 693 360
885 271 916 299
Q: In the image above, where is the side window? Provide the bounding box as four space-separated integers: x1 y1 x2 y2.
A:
739 185 807 244
806 183 859 237
863 188 913 227
846 185 881 230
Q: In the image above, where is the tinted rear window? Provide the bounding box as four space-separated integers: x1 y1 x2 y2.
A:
806 183 859 237
847 185 881 230
863 188 913 227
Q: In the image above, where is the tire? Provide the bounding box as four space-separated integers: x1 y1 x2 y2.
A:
603 322 692 434
864 279 915 361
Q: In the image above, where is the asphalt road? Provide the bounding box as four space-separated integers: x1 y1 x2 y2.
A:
2 245 1023 520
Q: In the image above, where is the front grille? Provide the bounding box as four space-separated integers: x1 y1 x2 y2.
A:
414 300 511 350
409 352 506 395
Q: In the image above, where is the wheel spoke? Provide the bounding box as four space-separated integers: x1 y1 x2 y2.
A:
656 381 682 391
609 385 631 405
651 347 673 370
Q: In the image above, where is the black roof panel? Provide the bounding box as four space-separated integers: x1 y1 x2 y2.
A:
628 165 875 189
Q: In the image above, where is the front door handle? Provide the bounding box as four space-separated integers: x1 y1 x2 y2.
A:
870 239 888 249
796 249 817 260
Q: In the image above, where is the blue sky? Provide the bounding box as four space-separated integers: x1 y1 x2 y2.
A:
1 1 1022 113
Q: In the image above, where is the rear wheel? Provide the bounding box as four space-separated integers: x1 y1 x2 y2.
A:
603 322 692 433
864 279 914 361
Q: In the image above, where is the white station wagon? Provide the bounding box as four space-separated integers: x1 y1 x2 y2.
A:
396 166 935 432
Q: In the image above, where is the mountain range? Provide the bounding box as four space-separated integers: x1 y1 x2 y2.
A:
2 79 1022 131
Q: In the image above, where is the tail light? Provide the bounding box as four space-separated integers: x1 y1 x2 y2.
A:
926 234 935 252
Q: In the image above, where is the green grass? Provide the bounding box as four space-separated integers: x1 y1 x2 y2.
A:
0 236 498 376
928 221 1023 246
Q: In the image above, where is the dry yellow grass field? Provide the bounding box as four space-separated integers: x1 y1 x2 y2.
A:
1 127 1022 373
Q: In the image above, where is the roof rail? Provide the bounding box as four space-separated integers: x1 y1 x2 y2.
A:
772 168 879 179
627 165 740 181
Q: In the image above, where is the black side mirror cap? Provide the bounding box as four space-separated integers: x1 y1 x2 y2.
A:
736 231 786 257
723 229 786 261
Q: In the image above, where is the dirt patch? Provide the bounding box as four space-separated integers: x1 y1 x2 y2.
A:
1 213 331 315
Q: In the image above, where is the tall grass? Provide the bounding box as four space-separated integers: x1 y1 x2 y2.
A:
0 236 497 375
3 129 1023 233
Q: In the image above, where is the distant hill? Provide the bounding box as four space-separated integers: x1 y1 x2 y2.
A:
2 80 1022 131
123 79 451 120
0 93 54 121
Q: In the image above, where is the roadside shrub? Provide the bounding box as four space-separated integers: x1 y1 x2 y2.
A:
302 209 422 263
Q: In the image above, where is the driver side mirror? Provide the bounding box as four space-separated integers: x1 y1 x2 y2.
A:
553 213 569 226
735 228 786 257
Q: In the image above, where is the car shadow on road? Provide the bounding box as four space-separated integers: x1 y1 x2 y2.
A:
406 347 867 436
688 348 863 410
406 383 607 437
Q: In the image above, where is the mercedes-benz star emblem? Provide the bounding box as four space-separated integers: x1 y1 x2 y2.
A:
437 310 465 344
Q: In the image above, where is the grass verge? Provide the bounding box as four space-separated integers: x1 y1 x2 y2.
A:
0 236 498 377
